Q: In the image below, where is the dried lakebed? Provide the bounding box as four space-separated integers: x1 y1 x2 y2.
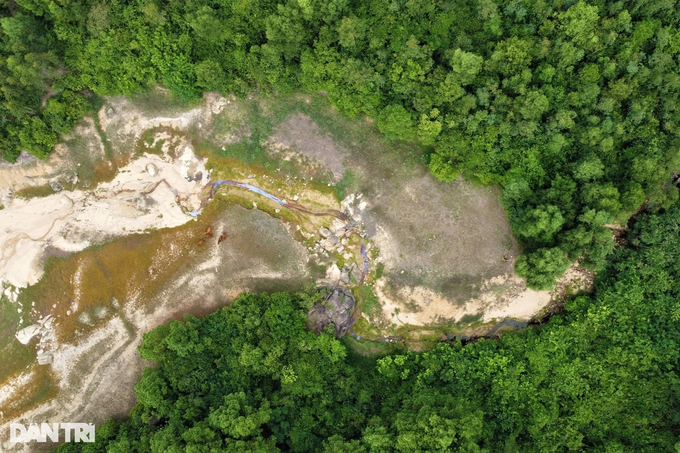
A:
0 92 593 450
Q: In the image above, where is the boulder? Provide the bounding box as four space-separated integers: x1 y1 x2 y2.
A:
37 352 53 365
320 238 335 252
146 163 158 177
49 180 63 192
331 219 346 233
94 306 109 319
340 194 355 212
319 227 332 238
348 262 361 280
1 189 13 208
15 324 42 345
326 264 341 281
306 287 356 337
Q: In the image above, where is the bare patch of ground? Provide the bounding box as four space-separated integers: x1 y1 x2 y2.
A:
0 142 207 288
367 175 517 297
0 92 596 450
259 104 523 333
0 202 313 450
268 113 348 181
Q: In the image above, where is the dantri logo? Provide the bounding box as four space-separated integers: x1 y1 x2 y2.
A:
10 423 95 443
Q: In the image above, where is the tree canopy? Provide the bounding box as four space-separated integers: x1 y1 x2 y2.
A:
56 202 680 451
2 0 680 284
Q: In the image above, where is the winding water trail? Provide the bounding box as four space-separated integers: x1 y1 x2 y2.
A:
211 180 287 205
184 177 372 283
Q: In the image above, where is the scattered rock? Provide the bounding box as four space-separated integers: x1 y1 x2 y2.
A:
306 287 356 337
146 163 158 176
49 180 63 192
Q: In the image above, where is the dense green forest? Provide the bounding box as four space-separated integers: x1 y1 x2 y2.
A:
2 0 680 286
55 202 680 452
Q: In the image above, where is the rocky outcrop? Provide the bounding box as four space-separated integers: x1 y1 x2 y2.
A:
307 287 355 337
15 315 54 345
15 324 42 345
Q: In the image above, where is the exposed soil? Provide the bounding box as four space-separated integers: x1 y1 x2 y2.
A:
0 203 313 450
0 91 592 451
268 113 347 181
258 105 530 332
